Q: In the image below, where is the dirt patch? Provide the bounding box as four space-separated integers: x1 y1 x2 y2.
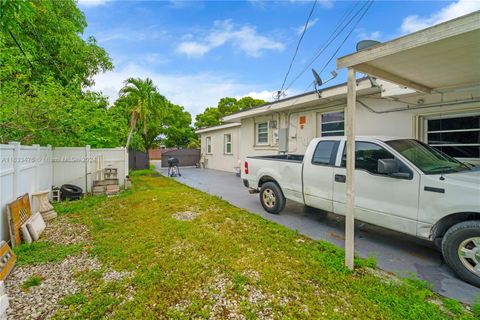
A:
172 211 199 221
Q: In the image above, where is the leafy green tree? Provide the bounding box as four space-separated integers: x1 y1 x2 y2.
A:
1 0 112 87
161 103 196 148
194 96 266 129
112 79 197 150
194 107 221 129
118 78 158 149
0 79 124 147
0 0 118 147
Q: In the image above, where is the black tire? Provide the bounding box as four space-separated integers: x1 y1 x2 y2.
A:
442 220 480 287
259 181 286 214
60 184 83 201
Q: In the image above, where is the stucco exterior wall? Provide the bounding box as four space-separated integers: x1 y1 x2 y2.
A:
199 126 241 173
201 89 479 170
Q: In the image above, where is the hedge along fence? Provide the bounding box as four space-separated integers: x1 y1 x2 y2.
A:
0 142 129 242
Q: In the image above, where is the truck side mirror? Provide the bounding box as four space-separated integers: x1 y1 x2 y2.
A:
377 158 398 174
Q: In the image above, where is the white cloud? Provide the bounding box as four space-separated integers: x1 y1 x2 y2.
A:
77 0 109 7
236 89 301 102
356 28 381 41
238 90 275 102
89 63 279 118
401 0 480 33
296 17 319 35
176 42 211 57
176 19 285 58
96 26 168 43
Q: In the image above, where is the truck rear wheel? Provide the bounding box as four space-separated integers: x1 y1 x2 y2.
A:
442 220 480 287
259 182 286 214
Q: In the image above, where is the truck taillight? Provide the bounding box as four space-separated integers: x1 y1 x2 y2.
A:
244 161 249 174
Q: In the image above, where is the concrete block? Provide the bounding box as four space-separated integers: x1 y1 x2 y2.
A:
26 212 46 241
20 221 33 244
0 294 9 318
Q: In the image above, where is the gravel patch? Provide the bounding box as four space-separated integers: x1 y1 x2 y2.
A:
172 211 199 221
39 216 91 245
102 270 133 283
5 252 101 319
173 271 275 319
5 217 135 319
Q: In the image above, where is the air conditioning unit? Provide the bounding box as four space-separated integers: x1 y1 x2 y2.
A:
269 120 277 129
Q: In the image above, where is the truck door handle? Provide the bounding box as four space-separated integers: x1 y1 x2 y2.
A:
335 174 346 183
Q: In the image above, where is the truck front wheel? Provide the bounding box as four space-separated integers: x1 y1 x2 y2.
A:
259 182 286 214
442 220 480 287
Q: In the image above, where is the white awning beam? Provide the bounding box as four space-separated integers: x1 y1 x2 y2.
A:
355 63 432 93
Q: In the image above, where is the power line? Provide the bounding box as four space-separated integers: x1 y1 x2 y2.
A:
303 1 360 74
316 0 374 76
275 0 374 105
28 20 69 83
284 1 369 92
8 29 34 70
276 0 317 100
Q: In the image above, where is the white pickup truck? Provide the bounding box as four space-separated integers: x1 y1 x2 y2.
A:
242 137 480 286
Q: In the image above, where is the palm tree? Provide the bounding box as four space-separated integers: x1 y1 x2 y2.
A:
119 77 157 149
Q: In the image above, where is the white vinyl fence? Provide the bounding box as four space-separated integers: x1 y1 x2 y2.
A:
0 142 129 242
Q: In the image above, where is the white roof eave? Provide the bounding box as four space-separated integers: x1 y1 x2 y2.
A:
222 78 374 122
195 122 241 134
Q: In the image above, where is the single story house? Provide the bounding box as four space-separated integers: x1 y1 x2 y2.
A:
196 13 480 173
196 123 242 172
197 78 479 173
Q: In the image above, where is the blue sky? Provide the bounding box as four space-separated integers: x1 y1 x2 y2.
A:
79 0 480 118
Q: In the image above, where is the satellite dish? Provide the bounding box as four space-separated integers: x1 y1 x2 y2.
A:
356 40 381 52
311 68 322 86
311 69 338 98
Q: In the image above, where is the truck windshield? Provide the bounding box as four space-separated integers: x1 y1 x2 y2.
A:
386 139 470 174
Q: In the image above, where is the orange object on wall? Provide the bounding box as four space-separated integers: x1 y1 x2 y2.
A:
299 115 306 129
7 194 32 247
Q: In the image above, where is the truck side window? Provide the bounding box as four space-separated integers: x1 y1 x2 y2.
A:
312 141 339 166
341 142 395 174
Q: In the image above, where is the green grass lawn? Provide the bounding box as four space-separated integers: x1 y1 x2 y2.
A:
19 170 474 319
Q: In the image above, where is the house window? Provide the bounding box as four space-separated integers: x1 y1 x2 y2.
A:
206 136 212 154
318 111 344 137
256 122 269 145
224 134 232 154
426 114 480 159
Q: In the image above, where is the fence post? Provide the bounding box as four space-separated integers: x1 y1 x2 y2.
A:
47 145 52 190
33 144 40 191
124 148 129 177
9 141 20 199
85 145 91 193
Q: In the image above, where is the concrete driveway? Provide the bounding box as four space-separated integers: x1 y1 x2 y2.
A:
159 166 479 304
